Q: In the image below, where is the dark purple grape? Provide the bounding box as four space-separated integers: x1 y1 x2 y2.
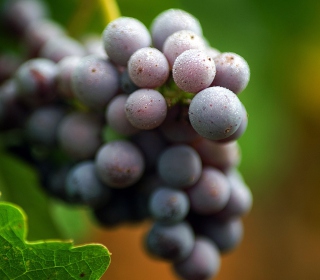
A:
95 140 145 188
57 112 103 160
173 237 220 280
157 144 202 189
149 187 190 224
64 161 111 207
211 52 250 94
103 17 151 66
105 94 139 136
120 69 140 94
125 89 167 130
188 86 243 140
0 53 23 83
144 221 195 262
187 166 231 214
150 9 203 50
71 54 120 108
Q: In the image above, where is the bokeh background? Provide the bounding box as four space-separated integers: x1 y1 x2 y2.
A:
1 0 320 279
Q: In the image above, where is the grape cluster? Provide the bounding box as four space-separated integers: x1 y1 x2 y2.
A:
0 1 252 279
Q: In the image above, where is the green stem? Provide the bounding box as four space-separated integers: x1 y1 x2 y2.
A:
98 0 121 25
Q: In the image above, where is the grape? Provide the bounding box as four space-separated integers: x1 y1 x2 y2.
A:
125 88 167 130
188 86 243 140
0 53 23 83
128 47 170 88
71 54 120 108
105 94 139 136
163 30 207 68
157 145 202 188
65 161 111 207
25 105 65 147
211 52 250 94
172 49 216 93
56 55 81 98
149 187 190 224
95 140 145 188
173 237 220 280
207 46 221 59
81 34 106 57
144 221 195 262
120 69 140 94
57 112 103 160
187 166 231 214
39 36 86 63
150 9 203 50
191 138 241 172
102 17 151 66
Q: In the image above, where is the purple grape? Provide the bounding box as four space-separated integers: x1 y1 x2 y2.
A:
187 166 231 214
56 55 81 99
211 52 250 94
128 47 170 88
102 17 151 66
81 34 106 57
125 89 167 130
65 161 111 207
71 54 120 108
149 187 190 224
0 53 23 83
120 69 140 94
95 140 145 188
207 46 221 59
188 86 243 140
173 237 220 280
57 112 103 160
163 30 207 68
144 221 195 262
157 144 202 189
105 94 139 136
191 138 241 172
172 49 216 93
150 9 203 50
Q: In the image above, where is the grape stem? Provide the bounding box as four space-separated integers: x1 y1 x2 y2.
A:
98 0 121 25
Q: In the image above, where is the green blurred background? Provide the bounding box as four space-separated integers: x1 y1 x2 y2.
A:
1 0 320 279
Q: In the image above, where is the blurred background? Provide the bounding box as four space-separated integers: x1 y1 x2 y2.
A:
1 0 320 279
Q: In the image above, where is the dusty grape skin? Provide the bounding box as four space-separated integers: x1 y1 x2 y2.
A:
95 140 145 188
157 145 202 189
125 89 167 130
128 47 170 88
65 161 111 207
150 9 203 51
173 237 221 280
163 30 207 68
211 52 250 94
172 49 216 93
188 86 243 140
144 221 195 262
149 187 190 224
57 112 102 160
71 54 120 108
187 166 231 214
105 94 139 136
103 17 151 66
56 55 81 99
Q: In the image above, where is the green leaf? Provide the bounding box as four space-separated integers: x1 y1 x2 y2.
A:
0 202 111 280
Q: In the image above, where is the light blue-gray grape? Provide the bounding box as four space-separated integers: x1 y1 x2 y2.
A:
128 47 169 88
157 144 202 188
57 112 102 160
65 161 110 207
95 140 145 188
145 221 195 262
172 49 216 93
187 166 231 214
149 187 190 224
105 94 139 136
163 30 207 68
102 17 151 66
211 52 250 94
125 89 167 130
188 86 243 140
71 54 120 108
173 237 220 280
150 9 203 50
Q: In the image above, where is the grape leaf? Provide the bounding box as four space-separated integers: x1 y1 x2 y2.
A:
0 202 111 280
